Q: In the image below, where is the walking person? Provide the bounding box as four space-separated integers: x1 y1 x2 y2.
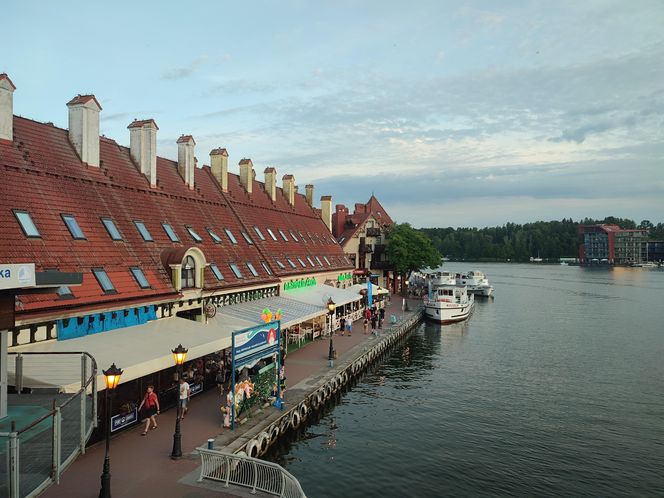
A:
340 316 346 336
178 377 191 419
363 317 369 334
138 385 160 435
346 319 352 337
371 314 378 335
379 307 385 329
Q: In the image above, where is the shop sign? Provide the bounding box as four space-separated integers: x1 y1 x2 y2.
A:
0 263 35 290
111 407 138 432
233 320 281 364
337 273 352 282
284 277 316 291
190 383 203 396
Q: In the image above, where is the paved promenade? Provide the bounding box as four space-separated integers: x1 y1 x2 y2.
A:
41 295 419 498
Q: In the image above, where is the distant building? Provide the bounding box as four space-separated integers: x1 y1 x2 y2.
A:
332 196 396 290
647 240 664 262
578 224 648 264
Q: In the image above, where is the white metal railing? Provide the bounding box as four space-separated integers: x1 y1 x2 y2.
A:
198 448 306 498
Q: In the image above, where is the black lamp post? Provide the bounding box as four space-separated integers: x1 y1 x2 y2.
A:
99 363 123 498
171 344 188 459
327 298 336 367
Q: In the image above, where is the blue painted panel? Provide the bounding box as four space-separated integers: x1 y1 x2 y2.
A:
56 305 158 341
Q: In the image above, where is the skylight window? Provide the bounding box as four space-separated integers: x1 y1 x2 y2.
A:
56 286 73 298
162 223 180 242
241 232 254 245
210 263 224 281
306 256 315 267
339 237 346 244
62 214 86 240
186 226 203 242
299 231 306 243
207 228 222 244
13 210 41 238
253 226 266 241
297 257 307 268
275 259 286 270
130 267 150 289
229 263 243 278
290 230 299 242
323 256 331 266
246 262 259 277
134 221 153 241
261 261 273 275
266 228 278 241
225 228 238 244
286 258 297 268
101 218 122 241
92 268 116 293
278 229 289 242
315 256 323 266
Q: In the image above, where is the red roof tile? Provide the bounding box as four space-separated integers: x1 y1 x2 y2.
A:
210 148 228 156
127 119 158 130
66 94 102 110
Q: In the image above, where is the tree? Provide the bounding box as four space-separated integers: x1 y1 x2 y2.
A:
386 223 442 294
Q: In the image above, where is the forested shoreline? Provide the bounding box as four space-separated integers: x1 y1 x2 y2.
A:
419 218 664 262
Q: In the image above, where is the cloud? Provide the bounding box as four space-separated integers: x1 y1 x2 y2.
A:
203 79 277 96
161 55 209 81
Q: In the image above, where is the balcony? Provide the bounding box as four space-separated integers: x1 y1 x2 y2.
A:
370 259 393 270
366 227 381 237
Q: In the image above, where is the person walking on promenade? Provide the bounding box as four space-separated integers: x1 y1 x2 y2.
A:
379 307 385 329
178 377 191 419
363 317 369 334
371 314 378 335
138 385 160 435
346 319 352 337
340 316 346 336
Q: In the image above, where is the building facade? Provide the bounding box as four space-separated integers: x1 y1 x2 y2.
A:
578 224 648 265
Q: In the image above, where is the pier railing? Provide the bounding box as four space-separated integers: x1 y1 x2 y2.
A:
1 352 97 498
198 448 306 498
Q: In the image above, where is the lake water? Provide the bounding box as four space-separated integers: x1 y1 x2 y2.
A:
265 263 664 497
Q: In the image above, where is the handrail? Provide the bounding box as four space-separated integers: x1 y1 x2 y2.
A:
198 448 306 498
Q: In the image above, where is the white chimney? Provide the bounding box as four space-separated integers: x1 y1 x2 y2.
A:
210 148 228 191
177 135 196 189
128 119 158 187
320 195 332 231
0 73 16 142
67 94 102 167
264 167 277 201
305 184 314 207
239 158 253 194
282 174 295 207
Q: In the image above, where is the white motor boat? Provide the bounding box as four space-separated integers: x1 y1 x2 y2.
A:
455 270 494 297
424 273 474 324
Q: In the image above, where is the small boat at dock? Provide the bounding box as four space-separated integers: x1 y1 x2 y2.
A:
424 272 474 324
455 270 494 297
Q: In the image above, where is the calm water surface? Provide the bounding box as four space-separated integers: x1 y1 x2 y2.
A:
266 263 664 497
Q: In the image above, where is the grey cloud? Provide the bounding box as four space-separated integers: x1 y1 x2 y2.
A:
161 56 208 81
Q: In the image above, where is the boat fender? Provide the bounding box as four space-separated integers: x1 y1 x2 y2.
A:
246 439 259 458
257 431 270 455
290 410 301 430
300 403 308 419
270 425 280 444
342 372 349 384
316 391 323 407
279 416 290 434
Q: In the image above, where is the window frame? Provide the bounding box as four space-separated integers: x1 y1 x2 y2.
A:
261 261 273 275
229 263 243 278
253 226 266 241
274 258 286 270
181 255 196 288
278 229 289 242
323 255 331 266
289 230 299 242
162 223 180 243
134 220 154 242
306 256 315 267
241 231 254 245
266 228 278 241
92 268 117 294
56 285 74 299
207 227 223 244
286 258 297 269
186 225 203 242
130 267 151 289
315 256 324 266
297 257 307 268
61 214 86 240
13 209 41 238
101 217 123 241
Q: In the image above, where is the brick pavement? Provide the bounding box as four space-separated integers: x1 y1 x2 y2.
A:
40 295 417 498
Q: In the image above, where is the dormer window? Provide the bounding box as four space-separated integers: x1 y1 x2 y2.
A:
101 218 123 241
181 255 196 288
13 210 41 238
207 228 222 244
186 226 203 242
134 221 153 241
225 228 238 244
266 228 278 241
253 226 266 240
163 223 180 242
62 214 86 240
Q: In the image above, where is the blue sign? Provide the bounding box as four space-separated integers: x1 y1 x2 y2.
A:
233 321 280 363
367 280 373 307
111 408 138 432
190 383 203 396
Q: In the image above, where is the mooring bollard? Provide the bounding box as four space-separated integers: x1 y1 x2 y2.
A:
207 438 214 450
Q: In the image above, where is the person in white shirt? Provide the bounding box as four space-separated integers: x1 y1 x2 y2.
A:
178 377 191 419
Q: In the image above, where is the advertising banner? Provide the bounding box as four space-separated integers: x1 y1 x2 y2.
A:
111 407 138 432
233 321 280 365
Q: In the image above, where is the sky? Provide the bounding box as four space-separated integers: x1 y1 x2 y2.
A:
4 0 664 228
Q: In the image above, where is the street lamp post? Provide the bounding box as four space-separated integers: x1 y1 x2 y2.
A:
99 363 123 498
327 298 336 367
171 344 188 460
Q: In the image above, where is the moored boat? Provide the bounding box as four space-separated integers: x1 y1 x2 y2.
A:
424 273 474 324
455 270 494 297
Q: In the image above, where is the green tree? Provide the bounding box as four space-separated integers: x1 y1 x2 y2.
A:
386 223 442 294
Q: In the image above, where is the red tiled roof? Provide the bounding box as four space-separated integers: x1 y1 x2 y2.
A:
127 119 158 130
210 148 228 156
366 194 394 225
66 94 102 110
176 134 195 144
238 158 252 165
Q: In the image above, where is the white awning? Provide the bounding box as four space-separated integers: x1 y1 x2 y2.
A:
285 284 362 308
9 316 242 393
213 295 325 329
